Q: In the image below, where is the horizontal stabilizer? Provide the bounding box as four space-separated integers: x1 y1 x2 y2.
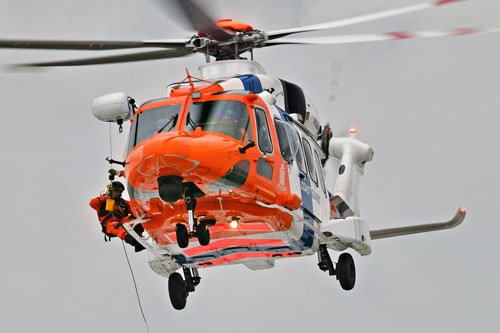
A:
370 208 466 240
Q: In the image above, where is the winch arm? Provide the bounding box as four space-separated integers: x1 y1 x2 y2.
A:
370 208 466 240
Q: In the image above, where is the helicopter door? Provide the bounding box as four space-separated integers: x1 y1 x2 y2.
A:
301 137 324 216
254 107 275 181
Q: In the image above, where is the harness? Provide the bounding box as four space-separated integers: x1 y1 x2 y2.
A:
97 196 130 241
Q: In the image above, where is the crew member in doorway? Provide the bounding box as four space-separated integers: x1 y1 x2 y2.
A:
89 181 145 252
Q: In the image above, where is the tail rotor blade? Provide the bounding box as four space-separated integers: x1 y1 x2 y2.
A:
267 0 467 40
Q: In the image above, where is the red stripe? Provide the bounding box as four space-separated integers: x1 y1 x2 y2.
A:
198 251 301 266
208 223 273 232
386 32 415 39
184 238 288 256
166 222 273 242
451 28 478 35
435 0 462 6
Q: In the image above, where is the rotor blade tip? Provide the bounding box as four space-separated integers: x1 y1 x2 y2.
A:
435 0 463 6
2 64 49 73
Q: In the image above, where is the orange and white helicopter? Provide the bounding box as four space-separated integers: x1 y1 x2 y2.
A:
5 0 491 310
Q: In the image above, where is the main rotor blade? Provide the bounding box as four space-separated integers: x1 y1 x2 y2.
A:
169 0 234 41
0 38 189 51
265 27 500 46
11 48 193 67
267 0 467 40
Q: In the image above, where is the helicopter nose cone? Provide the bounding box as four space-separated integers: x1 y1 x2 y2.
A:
126 131 245 193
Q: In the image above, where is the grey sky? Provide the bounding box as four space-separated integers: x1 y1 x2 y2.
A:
1 0 499 332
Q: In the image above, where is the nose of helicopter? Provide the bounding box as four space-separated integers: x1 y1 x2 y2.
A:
125 130 248 195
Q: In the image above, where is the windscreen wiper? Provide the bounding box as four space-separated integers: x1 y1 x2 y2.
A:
186 113 198 130
158 114 178 133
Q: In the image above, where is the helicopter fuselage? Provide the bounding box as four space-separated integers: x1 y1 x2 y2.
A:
124 61 332 269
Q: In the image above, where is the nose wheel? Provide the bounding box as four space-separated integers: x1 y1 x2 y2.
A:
175 219 215 248
175 192 216 248
317 245 356 291
168 267 201 310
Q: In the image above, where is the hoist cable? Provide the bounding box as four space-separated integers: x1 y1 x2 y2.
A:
109 124 150 333
121 240 150 333
109 122 113 160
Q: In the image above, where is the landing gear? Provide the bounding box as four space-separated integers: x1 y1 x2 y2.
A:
176 224 189 248
174 190 215 248
317 244 336 276
196 220 210 246
168 272 187 310
317 246 356 291
168 267 201 310
337 253 356 290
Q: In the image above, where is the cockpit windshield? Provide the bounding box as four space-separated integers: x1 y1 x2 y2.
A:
185 100 253 142
129 104 181 149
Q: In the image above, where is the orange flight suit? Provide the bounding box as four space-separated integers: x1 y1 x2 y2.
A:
89 195 135 240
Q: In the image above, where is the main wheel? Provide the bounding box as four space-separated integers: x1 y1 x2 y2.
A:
168 272 187 310
176 224 189 248
337 253 356 290
197 221 210 246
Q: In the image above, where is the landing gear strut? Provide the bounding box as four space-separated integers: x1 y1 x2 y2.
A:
317 245 356 291
168 267 201 310
175 191 215 248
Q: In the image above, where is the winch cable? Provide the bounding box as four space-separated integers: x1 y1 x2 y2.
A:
121 240 150 333
109 123 113 162
109 123 150 333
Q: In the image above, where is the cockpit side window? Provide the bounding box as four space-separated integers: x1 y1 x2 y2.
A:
130 104 181 149
254 108 273 154
302 138 318 185
185 100 253 142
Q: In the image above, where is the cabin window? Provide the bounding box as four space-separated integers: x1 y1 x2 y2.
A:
185 100 252 142
314 150 326 194
254 108 273 154
274 119 302 165
295 133 307 174
131 104 181 147
302 138 318 185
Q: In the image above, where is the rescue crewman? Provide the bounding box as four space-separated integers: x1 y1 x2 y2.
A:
89 181 145 252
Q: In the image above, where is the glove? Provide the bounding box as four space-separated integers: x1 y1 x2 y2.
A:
124 234 137 247
134 243 145 253
133 224 144 234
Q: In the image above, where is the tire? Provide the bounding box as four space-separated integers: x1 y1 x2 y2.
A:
176 224 189 248
337 253 356 290
168 272 187 310
197 221 210 246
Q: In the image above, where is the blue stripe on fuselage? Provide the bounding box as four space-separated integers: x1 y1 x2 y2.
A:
172 244 294 264
237 74 263 93
296 178 315 249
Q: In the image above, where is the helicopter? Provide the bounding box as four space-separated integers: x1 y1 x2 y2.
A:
2 0 486 310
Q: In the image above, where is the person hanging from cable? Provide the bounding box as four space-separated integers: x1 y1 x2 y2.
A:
89 180 145 252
